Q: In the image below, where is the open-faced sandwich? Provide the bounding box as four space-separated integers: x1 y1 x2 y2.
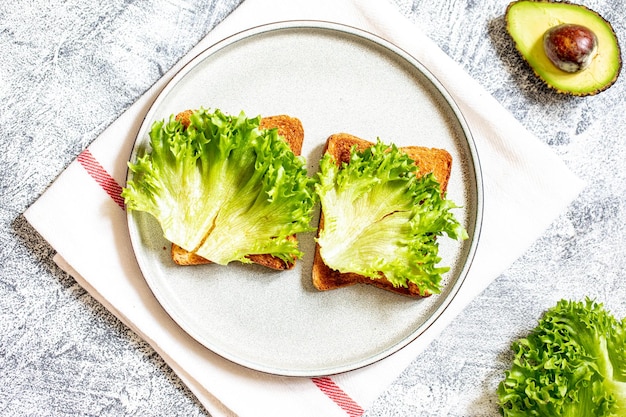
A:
312 133 467 298
122 108 316 270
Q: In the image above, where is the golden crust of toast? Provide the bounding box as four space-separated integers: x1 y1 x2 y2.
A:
172 236 298 269
175 111 304 157
323 133 452 193
259 115 304 156
171 243 211 266
170 111 304 270
174 109 194 128
311 133 454 298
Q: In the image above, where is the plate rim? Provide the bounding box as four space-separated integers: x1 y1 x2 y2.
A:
125 20 484 377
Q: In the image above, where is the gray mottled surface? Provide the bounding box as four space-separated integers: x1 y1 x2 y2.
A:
1 0 625 416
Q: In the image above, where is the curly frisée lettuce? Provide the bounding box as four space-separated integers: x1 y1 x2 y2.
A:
315 139 467 296
122 108 316 265
498 298 626 417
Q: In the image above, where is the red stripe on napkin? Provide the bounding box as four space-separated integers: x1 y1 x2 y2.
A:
77 150 364 416
77 149 125 210
312 377 364 417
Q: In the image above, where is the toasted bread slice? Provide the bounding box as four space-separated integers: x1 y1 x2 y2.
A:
170 111 305 270
312 133 453 297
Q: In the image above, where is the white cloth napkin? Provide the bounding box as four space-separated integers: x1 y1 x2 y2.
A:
24 0 585 415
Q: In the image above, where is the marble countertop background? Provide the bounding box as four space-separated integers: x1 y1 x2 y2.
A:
2 0 625 415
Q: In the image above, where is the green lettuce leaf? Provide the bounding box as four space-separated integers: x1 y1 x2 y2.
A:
315 139 467 295
498 298 626 417
122 108 316 265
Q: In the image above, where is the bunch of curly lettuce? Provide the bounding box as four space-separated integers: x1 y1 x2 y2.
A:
498 298 626 416
122 108 316 265
315 139 467 296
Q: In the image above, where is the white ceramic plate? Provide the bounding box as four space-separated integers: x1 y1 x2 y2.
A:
126 21 483 377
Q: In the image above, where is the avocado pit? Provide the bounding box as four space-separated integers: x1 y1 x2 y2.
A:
543 23 598 73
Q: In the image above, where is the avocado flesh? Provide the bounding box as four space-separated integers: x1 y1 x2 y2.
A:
506 0 621 96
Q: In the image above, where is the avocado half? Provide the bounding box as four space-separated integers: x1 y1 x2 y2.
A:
506 0 622 96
